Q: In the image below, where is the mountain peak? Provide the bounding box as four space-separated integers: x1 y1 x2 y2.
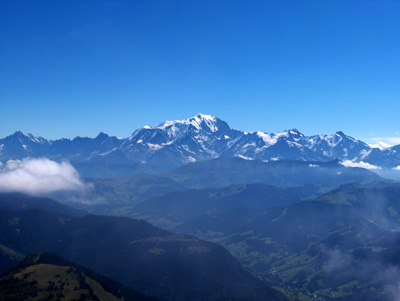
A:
286 128 304 137
187 113 219 132
95 132 109 140
334 131 359 143
5 131 32 141
155 113 222 133
192 113 216 121
12 130 26 138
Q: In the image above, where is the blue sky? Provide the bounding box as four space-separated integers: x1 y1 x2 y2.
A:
1 1 399 145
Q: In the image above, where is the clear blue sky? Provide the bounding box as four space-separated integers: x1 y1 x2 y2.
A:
1 0 399 144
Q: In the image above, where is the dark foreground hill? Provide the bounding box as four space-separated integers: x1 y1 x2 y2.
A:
0 195 284 301
0 252 156 300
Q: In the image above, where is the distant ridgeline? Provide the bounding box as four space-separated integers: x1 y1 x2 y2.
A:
1 113 399 177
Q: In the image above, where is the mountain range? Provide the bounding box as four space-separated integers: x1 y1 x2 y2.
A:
1 113 399 177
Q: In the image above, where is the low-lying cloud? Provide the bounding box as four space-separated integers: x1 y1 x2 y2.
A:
340 160 381 170
363 137 400 149
0 158 90 195
323 247 400 301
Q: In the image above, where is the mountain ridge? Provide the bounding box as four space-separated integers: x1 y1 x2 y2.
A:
1 114 399 176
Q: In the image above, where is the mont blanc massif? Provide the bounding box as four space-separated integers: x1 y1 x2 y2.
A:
2 114 400 300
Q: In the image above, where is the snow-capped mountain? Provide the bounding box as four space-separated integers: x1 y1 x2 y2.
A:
1 113 399 176
118 114 242 170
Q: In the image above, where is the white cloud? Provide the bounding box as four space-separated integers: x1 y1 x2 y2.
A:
367 141 392 150
340 160 381 170
236 154 254 160
0 158 90 195
392 166 400 170
363 137 400 148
